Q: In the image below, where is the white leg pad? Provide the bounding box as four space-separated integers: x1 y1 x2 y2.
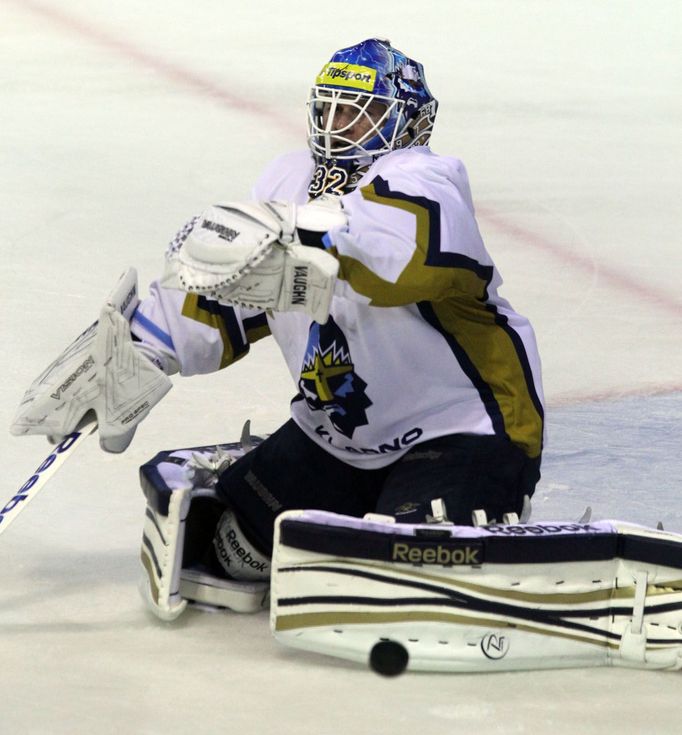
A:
140 486 192 621
270 511 682 672
140 487 270 619
139 442 270 620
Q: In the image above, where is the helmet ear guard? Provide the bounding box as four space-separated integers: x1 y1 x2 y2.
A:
394 98 438 150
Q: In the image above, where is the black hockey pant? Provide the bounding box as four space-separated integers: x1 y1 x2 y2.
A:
216 419 540 556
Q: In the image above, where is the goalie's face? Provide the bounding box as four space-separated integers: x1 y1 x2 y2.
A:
307 87 402 161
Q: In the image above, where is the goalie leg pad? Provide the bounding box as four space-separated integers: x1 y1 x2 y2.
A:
140 485 192 621
270 510 682 672
139 443 269 620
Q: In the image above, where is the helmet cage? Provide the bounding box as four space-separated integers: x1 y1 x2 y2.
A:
307 87 406 162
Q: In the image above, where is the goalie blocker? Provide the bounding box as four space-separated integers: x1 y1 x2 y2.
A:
10 267 172 453
270 510 682 672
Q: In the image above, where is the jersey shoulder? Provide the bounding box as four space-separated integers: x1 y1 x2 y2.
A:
354 148 476 215
252 150 315 202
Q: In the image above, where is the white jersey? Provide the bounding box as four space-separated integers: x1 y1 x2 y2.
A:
133 147 544 469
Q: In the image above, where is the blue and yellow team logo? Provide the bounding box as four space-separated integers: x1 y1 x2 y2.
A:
298 316 372 438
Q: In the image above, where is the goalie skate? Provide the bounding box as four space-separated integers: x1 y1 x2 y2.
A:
270 510 682 673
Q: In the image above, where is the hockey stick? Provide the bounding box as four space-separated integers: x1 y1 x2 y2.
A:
0 417 98 537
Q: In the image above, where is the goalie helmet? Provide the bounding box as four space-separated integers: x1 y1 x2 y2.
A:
307 38 438 170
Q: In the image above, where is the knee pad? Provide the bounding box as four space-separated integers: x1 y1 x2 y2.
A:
213 508 271 581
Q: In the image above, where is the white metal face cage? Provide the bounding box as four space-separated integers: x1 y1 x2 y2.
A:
307 87 405 162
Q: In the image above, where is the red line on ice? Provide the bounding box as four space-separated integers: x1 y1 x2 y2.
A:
477 208 681 403
477 206 681 319
548 381 682 408
10 1 681 410
12 0 301 139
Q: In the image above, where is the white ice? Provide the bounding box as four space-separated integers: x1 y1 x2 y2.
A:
1 1 681 733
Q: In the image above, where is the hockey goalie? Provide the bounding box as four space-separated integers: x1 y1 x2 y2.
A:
10 38 682 673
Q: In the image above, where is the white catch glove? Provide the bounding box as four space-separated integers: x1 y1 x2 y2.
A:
161 200 342 324
11 268 172 453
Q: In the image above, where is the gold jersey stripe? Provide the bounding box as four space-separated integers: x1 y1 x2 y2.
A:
244 322 271 345
329 181 489 306
181 293 247 370
432 299 543 458
334 180 543 458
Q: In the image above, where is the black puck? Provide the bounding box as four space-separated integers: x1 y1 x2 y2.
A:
369 640 409 677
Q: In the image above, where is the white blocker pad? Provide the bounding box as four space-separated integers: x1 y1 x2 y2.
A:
270 510 682 672
11 268 172 452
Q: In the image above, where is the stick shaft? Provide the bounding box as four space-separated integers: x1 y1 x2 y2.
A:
0 420 98 536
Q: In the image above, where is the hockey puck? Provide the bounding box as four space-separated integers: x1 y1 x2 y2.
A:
369 640 409 677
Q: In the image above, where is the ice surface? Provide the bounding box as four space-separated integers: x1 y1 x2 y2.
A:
1 1 681 733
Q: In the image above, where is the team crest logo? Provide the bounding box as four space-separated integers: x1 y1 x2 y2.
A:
298 316 372 438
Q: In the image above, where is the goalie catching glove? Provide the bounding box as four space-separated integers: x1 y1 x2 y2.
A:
161 198 343 324
11 268 172 453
